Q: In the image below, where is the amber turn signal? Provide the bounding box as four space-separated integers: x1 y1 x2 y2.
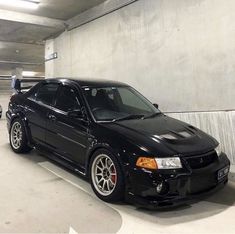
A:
136 157 158 170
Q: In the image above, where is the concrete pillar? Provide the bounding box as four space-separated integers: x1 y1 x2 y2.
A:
12 67 23 79
45 39 55 78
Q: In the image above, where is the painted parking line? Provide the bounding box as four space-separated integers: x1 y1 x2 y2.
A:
69 226 78 234
38 161 91 195
38 161 141 234
39 161 123 234
38 161 235 234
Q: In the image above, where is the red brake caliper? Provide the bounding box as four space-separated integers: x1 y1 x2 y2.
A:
111 167 117 184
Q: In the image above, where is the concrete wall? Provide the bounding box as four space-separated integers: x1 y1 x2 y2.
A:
0 80 11 95
45 0 235 162
169 111 235 164
0 94 10 120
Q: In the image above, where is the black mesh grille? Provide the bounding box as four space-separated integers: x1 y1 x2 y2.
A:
184 151 217 169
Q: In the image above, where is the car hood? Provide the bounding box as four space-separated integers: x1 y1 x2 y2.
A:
102 114 217 156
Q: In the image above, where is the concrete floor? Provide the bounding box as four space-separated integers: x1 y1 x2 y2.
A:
1 95 235 233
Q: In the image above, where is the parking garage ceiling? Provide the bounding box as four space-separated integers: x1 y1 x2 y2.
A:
0 0 106 76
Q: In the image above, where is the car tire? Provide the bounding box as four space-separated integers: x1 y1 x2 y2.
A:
90 149 125 203
10 118 32 153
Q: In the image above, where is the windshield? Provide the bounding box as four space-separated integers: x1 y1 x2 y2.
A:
83 86 160 122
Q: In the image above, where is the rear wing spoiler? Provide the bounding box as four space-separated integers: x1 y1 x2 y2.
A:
14 78 43 93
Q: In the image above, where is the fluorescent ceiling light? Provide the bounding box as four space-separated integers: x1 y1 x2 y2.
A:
23 71 37 77
0 0 39 10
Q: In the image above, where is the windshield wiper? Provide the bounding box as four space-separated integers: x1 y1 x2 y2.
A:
143 112 161 120
112 114 145 122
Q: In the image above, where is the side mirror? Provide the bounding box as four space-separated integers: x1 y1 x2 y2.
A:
153 103 159 109
68 109 84 119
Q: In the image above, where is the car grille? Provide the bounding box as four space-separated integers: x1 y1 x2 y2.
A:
184 151 217 169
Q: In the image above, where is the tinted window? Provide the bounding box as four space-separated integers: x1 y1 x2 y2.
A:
83 86 160 121
118 88 153 112
36 83 59 106
27 84 41 100
56 86 81 112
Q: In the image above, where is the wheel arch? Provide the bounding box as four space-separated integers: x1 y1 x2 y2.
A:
10 112 32 146
85 143 129 178
86 145 114 175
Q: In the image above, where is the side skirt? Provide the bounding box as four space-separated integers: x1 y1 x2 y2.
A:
35 145 87 178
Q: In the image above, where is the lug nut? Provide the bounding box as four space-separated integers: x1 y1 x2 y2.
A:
156 182 163 193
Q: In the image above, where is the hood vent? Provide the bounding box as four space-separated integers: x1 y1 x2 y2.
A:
160 133 177 140
158 131 192 140
178 131 192 138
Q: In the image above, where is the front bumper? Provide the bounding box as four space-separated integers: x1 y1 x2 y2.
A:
126 153 230 209
6 111 11 132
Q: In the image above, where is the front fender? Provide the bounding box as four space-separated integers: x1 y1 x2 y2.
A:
84 133 145 177
8 111 33 146
85 140 128 175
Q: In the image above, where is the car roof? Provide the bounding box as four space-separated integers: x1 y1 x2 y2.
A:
44 78 128 88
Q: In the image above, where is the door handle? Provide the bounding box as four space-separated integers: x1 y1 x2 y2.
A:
48 114 57 121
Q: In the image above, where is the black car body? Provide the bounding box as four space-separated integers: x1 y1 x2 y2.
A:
6 78 230 208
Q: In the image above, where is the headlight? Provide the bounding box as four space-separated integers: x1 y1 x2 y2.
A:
136 157 157 169
215 145 222 156
136 157 182 170
155 157 182 169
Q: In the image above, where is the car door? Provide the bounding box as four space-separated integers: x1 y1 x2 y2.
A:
45 84 89 168
24 82 59 147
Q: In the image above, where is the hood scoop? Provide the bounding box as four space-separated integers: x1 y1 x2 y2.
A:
178 131 192 138
160 133 178 140
158 130 194 141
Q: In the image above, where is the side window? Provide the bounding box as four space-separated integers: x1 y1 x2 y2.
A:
36 83 59 106
56 86 81 112
28 84 40 100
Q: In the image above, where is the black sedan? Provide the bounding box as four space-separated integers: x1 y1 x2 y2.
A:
6 78 230 208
